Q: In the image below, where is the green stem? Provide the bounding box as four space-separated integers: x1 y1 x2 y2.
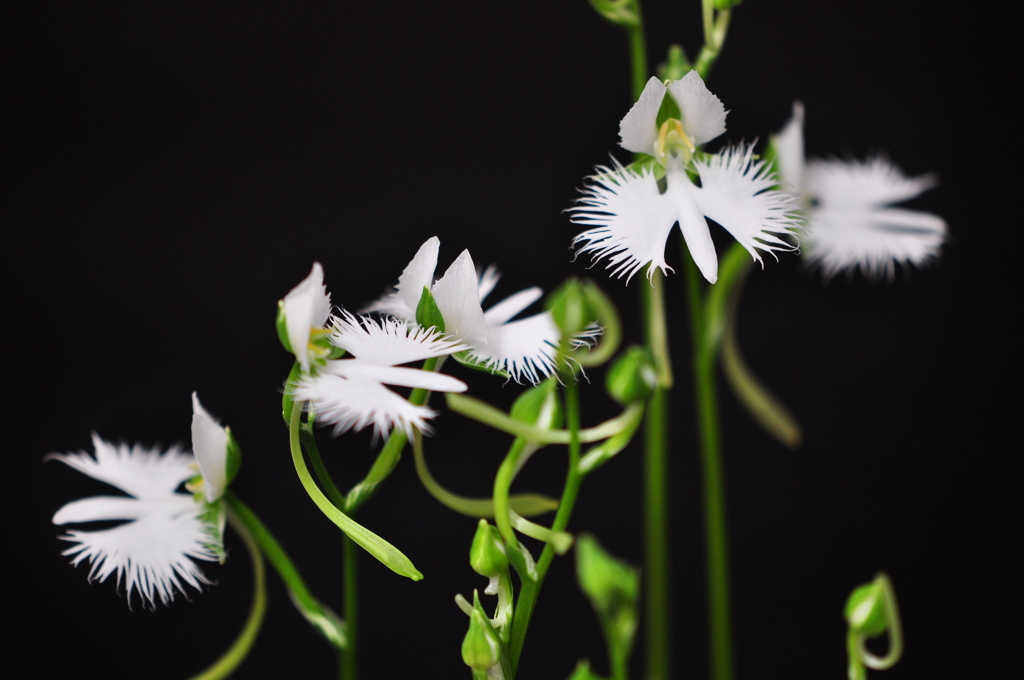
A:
507 381 584 677
642 386 670 680
683 252 734 680
187 504 267 680
626 1 648 101
342 535 359 680
225 491 347 649
303 427 347 511
493 438 531 549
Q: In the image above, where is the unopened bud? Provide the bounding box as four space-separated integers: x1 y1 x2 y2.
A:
469 520 508 578
462 598 502 670
845 578 887 637
606 346 657 404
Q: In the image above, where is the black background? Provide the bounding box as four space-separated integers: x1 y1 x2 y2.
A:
7 1 1017 678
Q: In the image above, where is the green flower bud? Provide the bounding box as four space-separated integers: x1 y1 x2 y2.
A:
546 278 592 340
415 286 445 333
713 0 743 9
658 44 692 82
510 378 562 430
845 579 888 637
606 346 657 404
469 520 508 578
576 534 639 617
462 596 502 670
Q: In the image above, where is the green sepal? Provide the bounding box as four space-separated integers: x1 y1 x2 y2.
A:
657 44 692 82
845 581 888 637
470 520 509 578
462 591 503 670
275 300 292 354
586 0 639 28
197 499 227 564
713 0 742 9
655 89 683 127
452 350 509 379
605 346 657 405
225 427 242 489
415 286 445 333
510 378 563 430
566 659 606 680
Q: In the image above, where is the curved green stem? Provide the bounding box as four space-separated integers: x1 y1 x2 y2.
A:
288 402 423 581
225 491 346 649
187 503 267 680
507 381 584 677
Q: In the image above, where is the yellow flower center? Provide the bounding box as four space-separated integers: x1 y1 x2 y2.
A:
655 118 695 167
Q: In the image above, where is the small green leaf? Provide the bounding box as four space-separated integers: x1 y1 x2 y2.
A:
566 659 606 680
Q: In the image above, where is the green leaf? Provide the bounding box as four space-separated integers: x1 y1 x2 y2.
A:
566 659 606 680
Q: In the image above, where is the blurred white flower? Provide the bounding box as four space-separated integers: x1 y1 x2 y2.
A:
292 310 469 439
773 102 946 278
50 435 217 609
190 392 233 504
369 237 562 384
572 72 801 284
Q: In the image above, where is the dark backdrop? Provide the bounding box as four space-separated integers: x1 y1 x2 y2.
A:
7 1 1017 678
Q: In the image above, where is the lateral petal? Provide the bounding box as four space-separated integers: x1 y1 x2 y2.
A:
619 76 667 155
474 312 559 384
570 160 679 284
191 392 228 503
49 435 195 500
804 157 938 209
433 250 490 348
328 363 468 393
366 237 440 321
667 71 728 146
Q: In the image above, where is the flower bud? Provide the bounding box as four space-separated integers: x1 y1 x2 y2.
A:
713 0 743 9
845 578 888 637
576 534 639 617
462 597 502 670
606 346 657 404
469 520 508 578
546 278 592 340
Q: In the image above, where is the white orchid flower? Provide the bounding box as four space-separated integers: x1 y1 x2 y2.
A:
49 435 218 609
571 72 802 284
369 237 562 384
190 392 234 504
773 102 946 279
292 310 469 439
281 262 332 373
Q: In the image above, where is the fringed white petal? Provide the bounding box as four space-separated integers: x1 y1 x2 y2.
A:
191 393 228 503
328 310 467 367
667 71 728 146
284 262 332 373
50 437 216 609
772 101 805 194
293 373 438 439
804 157 938 209
804 206 946 279
803 157 945 278
477 265 501 304
473 312 559 385
482 287 543 326
693 143 803 267
327 362 467 393
366 237 440 321
618 77 667 155
433 250 490 348
570 160 679 284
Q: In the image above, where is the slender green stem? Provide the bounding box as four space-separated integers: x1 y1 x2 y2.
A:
342 535 359 680
187 504 267 680
642 385 670 680
507 381 584 677
626 1 648 101
303 427 347 510
683 252 734 680
493 438 531 548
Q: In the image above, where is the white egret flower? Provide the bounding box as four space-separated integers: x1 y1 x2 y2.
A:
281 262 332 373
190 393 232 504
773 102 946 279
292 310 469 438
571 71 802 284
369 237 562 384
49 435 218 609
